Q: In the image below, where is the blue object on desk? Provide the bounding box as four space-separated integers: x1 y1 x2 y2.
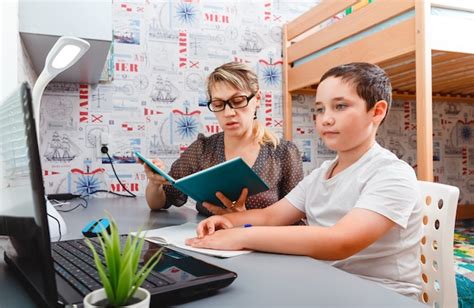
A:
82 218 111 237
244 224 252 228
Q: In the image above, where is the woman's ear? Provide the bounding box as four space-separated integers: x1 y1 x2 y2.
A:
255 90 261 108
372 100 388 123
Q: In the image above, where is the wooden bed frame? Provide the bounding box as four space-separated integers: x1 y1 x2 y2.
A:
282 0 474 219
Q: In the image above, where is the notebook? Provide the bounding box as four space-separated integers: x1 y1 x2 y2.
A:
135 151 269 207
133 222 252 258
0 83 237 307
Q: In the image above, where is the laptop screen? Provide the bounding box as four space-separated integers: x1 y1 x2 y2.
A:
1 83 237 307
0 83 58 307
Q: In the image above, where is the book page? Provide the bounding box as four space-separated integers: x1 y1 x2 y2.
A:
135 222 252 258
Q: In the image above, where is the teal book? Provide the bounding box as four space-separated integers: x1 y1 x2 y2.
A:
135 152 269 207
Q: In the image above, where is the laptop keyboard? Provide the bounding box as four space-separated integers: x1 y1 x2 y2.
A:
51 238 173 296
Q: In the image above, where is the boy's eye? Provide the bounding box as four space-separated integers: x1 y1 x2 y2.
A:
315 107 324 114
336 104 347 110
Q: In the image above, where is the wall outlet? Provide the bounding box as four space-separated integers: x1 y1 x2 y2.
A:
96 132 108 158
100 132 108 147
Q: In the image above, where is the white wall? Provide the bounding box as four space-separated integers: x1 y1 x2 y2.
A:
0 0 19 101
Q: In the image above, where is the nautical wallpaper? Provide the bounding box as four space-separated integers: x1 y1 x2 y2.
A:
35 0 319 198
20 0 473 206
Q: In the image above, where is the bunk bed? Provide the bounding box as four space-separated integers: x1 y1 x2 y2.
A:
282 0 474 219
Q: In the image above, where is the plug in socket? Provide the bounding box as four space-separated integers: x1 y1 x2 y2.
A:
96 132 109 158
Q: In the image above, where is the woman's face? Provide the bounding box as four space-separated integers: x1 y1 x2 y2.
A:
209 82 259 138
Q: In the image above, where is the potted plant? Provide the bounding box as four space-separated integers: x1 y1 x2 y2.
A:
83 216 162 308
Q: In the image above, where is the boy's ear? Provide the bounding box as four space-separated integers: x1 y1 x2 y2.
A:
372 100 388 123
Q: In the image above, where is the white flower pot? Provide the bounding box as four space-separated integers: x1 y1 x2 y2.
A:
83 287 151 308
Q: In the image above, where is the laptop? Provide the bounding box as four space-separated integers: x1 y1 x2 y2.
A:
0 83 237 307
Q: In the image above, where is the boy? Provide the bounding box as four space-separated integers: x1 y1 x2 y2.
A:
186 63 422 299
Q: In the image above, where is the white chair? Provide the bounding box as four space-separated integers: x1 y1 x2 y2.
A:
418 180 459 308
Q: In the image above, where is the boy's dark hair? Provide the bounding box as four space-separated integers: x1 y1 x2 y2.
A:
320 62 392 122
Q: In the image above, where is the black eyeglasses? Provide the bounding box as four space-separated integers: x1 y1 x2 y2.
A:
207 94 255 112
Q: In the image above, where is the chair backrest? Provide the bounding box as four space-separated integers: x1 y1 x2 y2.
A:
418 180 459 307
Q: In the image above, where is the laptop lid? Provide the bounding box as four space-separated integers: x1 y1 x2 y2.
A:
0 82 59 307
1 83 237 307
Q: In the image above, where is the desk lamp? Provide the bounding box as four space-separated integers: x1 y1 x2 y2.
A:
32 36 90 239
32 36 90 133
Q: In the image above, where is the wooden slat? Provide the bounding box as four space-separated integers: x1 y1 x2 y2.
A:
434 76 474 93
384 52 466 79
388 53 474 94
286 0 358 40
383 60 416 77
288 0 414 63
287 18 416 92
393 93 474 103
415 0 433 182
293 89 317 95
378 52 414 68
452 87 474 96
445 84 474 95
456 204 474 220
394 64 474 88
282 24 292 141
390 70 416 85
433 68 474 85
447 89 474 96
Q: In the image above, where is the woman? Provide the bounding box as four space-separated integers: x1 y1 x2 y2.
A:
142 62 303 216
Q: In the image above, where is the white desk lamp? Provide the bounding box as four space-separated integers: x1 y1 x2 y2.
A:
32 36 90 134
32 36 90 240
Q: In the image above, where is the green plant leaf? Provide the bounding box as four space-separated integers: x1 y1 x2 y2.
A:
110 219 122 292
85 214 163 306
130 229 142 275
85 239 114 302
132 248 162 296
114 253 133 305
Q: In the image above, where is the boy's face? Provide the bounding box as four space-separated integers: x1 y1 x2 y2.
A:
314 76 383 154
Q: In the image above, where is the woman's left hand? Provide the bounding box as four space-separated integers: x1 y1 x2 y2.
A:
203 188 248 215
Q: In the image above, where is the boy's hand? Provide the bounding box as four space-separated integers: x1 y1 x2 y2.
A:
203 188 249 215
196 215 234 238
186 228 245 251
137 157 169 187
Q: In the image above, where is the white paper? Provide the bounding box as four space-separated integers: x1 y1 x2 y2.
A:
134 222 252 258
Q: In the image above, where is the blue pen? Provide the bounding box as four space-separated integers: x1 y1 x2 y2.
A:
244 224 252 228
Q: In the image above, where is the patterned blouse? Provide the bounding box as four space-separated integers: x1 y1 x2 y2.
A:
163 132 304 216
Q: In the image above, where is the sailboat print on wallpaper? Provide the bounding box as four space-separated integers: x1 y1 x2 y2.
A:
44 132 78 162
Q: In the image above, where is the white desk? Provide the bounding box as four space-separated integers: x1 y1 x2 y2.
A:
1 197 424 307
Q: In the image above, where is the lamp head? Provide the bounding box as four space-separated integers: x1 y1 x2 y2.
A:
32 36 90 140
42 36 90 79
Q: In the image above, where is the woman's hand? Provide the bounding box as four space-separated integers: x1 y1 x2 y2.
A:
137 157 169 187
203 188 249 215
186 228 246 251
195 215 234 238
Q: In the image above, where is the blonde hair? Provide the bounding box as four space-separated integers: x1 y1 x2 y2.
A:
207 62 280 148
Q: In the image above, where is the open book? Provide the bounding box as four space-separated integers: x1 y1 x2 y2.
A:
133 223 252 258
135 152 269 207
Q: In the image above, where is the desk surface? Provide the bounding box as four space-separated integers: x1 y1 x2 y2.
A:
1 197 424 307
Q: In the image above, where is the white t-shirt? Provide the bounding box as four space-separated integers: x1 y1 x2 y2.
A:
285 142 422 298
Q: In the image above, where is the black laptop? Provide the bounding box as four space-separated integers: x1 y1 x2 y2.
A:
0 83 236 307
